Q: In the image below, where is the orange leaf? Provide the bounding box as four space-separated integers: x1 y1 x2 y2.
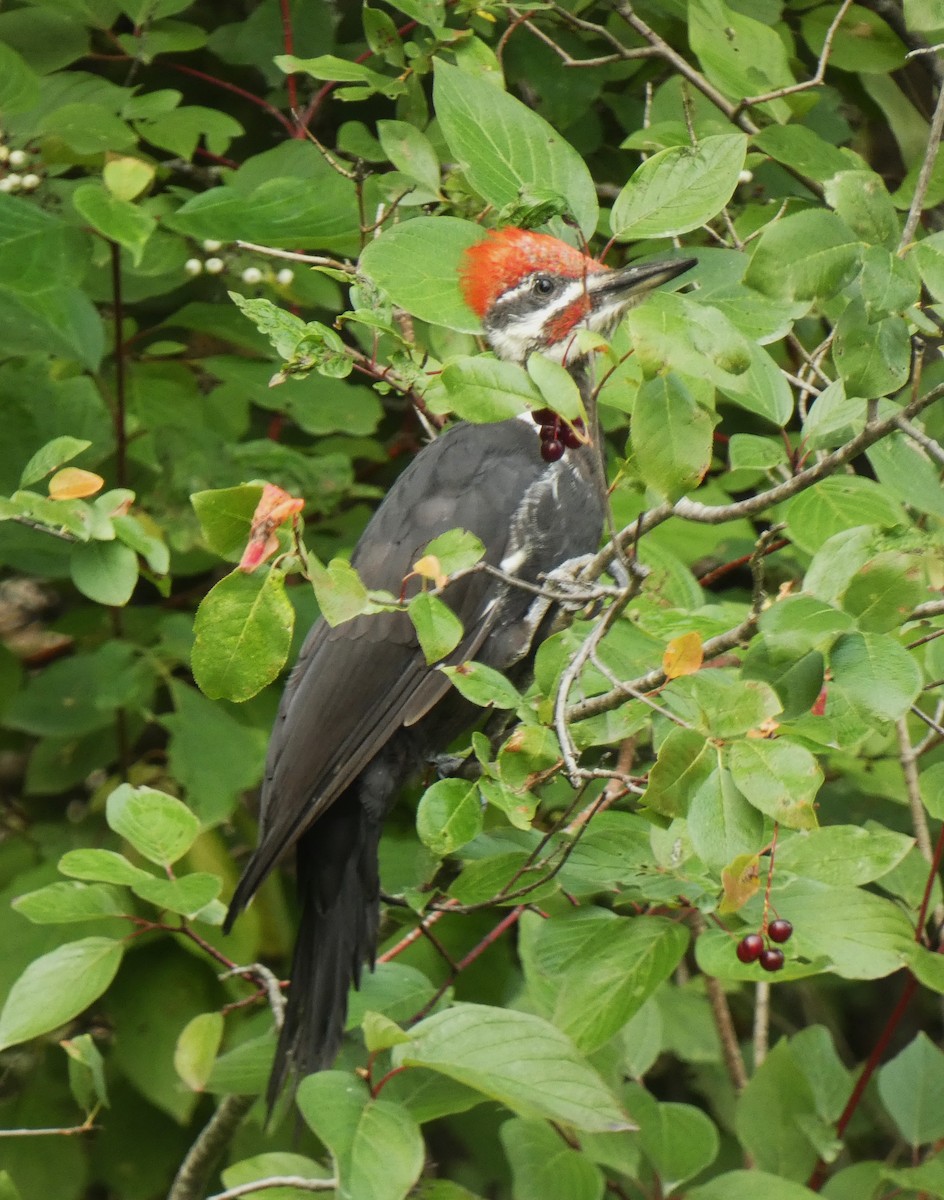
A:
48 468 104 500
238 483 304 573
662 631 703 679
718 853 760 915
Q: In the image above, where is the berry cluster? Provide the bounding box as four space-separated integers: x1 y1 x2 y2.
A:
736 919 793 973
531 408 585 463
183 239 295 286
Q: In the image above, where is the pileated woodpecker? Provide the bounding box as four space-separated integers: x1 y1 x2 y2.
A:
225 228 695 1103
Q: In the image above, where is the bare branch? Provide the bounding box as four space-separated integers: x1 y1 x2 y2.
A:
235 241 354 272
588 381 944 579
167 1095 255 1200
206 1178 337 1200
733 0 854 111
899 79 944 251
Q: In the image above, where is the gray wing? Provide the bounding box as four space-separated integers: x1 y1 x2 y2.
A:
228 420 559 910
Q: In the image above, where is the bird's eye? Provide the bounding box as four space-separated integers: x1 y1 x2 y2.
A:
532 275 555 296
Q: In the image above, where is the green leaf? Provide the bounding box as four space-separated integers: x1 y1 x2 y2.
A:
501 1118 605 1200
644 727 715 819
139 105 242 159
687 765 765 870
105 783 200 867
0 937 123 1052
631 374 714 500
167 143 360 251
0 193 90 295
229 291 308 361
690 0 796 122
12 881 127 924
276 53 406 99
552 917 690 1052
192 567 295 702
734 1038 824 1181
783 476 907 555
408 592 463 664
0 40 40 113
221 1154 333 1198
38 102 137 154
70 539 139 607
19 435 92 488
438 356 541 422
833 307 910 399
0 282 104 370
612 134 747 240
824 170 899 247
433 60 598 238
416 779 483 856
801 3 907 73
297 1072 425 1200
420 528 485 576
634 1096 720 1191
377 119 440 193
774 877 915 979
878 1033 944 1147
63 1032 109 1114
175 1012 224 1092
59 847 154 888
359 217 486 333
829 631 922 722
441 661 522 709
527 352 584 422
392 1004 633 1131
72 183 155 266
191 484 265 561
687 1171 820 1200
776 825 913 886
727 739 822 830
745 210 861 303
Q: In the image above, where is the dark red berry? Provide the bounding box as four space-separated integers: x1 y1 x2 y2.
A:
768 919 793 944
736 933 764 963
540 438 565 463
759 947 785 972
531 407 555 425
560 424 582 450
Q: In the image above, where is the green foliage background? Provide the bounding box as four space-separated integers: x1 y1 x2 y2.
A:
2 1 944 1198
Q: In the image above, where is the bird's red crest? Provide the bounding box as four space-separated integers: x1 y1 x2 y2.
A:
459 228 604 318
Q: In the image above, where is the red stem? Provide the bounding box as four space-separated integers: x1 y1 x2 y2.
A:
808 820 944 1190
164 60 295 133
278 0 300 125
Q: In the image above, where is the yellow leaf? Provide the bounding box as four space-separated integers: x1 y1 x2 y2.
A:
663 631 703 679
48 468 104 500
413 554 447 588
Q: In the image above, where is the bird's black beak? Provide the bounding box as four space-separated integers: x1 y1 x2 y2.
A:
589 255 697 304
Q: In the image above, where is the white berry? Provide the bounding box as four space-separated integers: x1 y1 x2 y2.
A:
184 258 203 276
3 174 22 192
738 169 753 185
204 257 225 275
241 266 263 284
276 268 295 285
0 147 9 164
20 173 40 191
202 238 223 252
8 149 28 168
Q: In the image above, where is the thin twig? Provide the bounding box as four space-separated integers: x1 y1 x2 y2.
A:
206 1178 336 1199
900 79 944 251
733 0 854 112
166 1095 255 1200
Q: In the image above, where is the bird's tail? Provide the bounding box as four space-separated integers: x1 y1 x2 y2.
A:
266 802 382 1110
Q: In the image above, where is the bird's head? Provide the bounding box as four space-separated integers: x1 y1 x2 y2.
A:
460 227 695 366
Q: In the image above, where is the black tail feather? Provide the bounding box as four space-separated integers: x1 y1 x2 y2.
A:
265 803 382 1110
